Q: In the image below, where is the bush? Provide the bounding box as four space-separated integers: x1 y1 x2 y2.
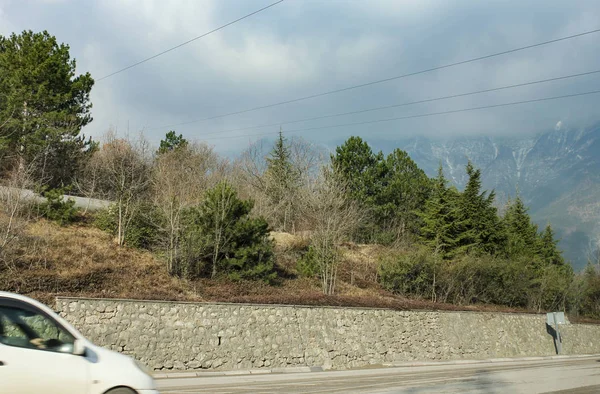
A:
94 203 161 249
378 247 435 297
296 246 321 278
378 249 540 308
37 187 78 225
177 182 276 283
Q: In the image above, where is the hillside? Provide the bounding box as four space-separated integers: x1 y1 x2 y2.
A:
370 123 600 270
0 215 532 315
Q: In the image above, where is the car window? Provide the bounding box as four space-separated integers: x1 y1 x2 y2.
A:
0 305 75 353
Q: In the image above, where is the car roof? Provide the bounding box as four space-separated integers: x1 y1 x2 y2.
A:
0 291 41 304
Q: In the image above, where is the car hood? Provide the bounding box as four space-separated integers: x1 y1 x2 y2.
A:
84 342 157 392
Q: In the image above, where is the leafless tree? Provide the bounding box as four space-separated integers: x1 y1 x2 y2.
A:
74 150 103 215
0 160 37 270
301 166 365 295
89 130 151 246
289 136 327 182
152 142 219 274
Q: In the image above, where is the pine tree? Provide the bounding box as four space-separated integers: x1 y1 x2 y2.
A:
502 194 539 259
539 224 565 266
418 165 460 258
264 131 301 232
330 136 383 202
157 130 187 154
455 161 505 255
179 182 275 282
330 136 385 242
0 30 95 187
378 149 432 236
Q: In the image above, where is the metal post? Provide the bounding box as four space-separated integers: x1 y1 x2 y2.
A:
553 312 562 354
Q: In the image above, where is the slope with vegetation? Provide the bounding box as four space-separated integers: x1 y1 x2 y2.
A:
2 30 600 320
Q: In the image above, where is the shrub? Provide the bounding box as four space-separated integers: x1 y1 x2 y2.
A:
378 247 435 297
37 187 78 225
94 203 161 249
296 246 321 278
177 182 276 283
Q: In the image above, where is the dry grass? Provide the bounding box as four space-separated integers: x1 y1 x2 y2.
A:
2 215 596 322
0 218 198 305
270 231 310 251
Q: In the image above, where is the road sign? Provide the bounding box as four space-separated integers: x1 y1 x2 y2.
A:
546 311 566 326
546 311 565 355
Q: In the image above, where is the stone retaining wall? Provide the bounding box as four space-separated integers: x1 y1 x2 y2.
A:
55 297 600 371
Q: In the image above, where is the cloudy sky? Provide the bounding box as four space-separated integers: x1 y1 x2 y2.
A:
1 0 600 155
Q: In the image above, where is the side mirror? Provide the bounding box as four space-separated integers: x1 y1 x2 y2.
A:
72 339 86 356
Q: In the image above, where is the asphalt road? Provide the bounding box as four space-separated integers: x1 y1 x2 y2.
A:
156 356 600 394
0 186 110 211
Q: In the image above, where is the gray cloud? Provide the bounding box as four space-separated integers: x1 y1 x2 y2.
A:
1 0 600 154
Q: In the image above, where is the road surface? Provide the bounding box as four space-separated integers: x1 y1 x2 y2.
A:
156 356 600 394
0 186 110 211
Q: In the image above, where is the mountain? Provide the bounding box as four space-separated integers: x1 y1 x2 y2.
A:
373 123 600 270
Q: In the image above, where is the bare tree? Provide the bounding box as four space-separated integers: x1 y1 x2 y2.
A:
302 166 365 295
289 136 327 181
152 142 219 274
74 149 103 215
0 160 37 270
89 130 151 246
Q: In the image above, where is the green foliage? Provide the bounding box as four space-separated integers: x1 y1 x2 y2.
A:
571 263 600 318
331 136 383 203
418 162 507 259
528 263 572 312
178 182 276 282
503 195 540 260
332 137 431 243
455 162 506 255
296 246 320 278
378 249 569 310
0 30 95 187
538 224 564 266
417 165 462 258
157 130 187 154
377 149 431 235
37 187 78 225
94 203 161 249
378 248 435 296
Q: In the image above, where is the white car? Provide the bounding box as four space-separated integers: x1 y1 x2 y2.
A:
0 291 159 394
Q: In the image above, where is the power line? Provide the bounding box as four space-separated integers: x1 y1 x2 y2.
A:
154 27 600 129
190 69 600 137
96 0 285 82
199 89 600 141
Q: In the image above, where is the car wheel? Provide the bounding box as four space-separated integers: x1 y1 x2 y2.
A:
105 388 136 394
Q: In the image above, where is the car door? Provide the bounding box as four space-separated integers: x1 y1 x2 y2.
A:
0 299 89 394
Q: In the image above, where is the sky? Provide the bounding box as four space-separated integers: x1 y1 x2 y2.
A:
1 0 600 155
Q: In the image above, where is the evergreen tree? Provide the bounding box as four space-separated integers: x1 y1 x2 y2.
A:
332 137 433 243
0 30 95 187
455 162 505 255
502 195 539 259
417 165 460 258
539 224 565 266
264 131 301 232
179 182 275 282
331 136 385 204
157 130 187 154
378 149 432 236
